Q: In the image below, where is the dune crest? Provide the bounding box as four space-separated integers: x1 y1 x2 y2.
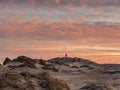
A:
0 56 120 90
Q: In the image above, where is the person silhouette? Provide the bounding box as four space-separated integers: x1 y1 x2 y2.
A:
65 53 67 57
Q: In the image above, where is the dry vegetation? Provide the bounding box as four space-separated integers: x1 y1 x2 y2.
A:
80 83 112 90
12 56 36 68
39 72 70 90
0 71 70 90
1 56 120 90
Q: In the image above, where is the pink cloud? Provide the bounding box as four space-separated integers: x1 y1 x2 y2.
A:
0 12 119 64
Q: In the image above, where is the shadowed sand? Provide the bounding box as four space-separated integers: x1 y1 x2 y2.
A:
0 56 120 90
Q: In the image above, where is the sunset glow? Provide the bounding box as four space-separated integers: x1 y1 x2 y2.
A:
0 0 120 64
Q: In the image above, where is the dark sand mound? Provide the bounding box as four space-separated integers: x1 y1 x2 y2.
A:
3 57 11 65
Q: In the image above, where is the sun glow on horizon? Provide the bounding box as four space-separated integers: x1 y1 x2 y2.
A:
0 0 120 64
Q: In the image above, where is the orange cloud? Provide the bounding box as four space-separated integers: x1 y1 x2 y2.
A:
0 0 120 64
55 0 61 4
0 16 120 42
0 15 120 64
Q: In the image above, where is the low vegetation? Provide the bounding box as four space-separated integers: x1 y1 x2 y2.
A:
0 71 70 90
0 72 23 89
12 56 36 68
80 83 112 90
39 72 70 90
42 64 59 72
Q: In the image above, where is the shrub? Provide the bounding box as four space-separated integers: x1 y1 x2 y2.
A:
12 56 36 68
42 64 59 72
0 72 21 89
20 72 36 80
0 71 70 90
38 59 47 66
39 72 70 90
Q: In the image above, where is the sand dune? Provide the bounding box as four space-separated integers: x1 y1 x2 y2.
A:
0 56 120 90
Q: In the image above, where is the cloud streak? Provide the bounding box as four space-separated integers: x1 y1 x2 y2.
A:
0 0 120 8
0 0 120 64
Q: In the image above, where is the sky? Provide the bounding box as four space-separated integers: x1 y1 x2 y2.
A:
0 0 120 64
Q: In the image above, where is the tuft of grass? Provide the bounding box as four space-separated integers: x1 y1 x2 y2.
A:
80 65 93 70
0 71 70 90
0 72 22 89
80 83 113 90
20 72 36 80
42 64 59 72
39 72 70 90
12 56 36 68
38 59 47 66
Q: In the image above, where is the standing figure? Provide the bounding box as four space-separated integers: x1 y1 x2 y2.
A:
65 53 67 57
